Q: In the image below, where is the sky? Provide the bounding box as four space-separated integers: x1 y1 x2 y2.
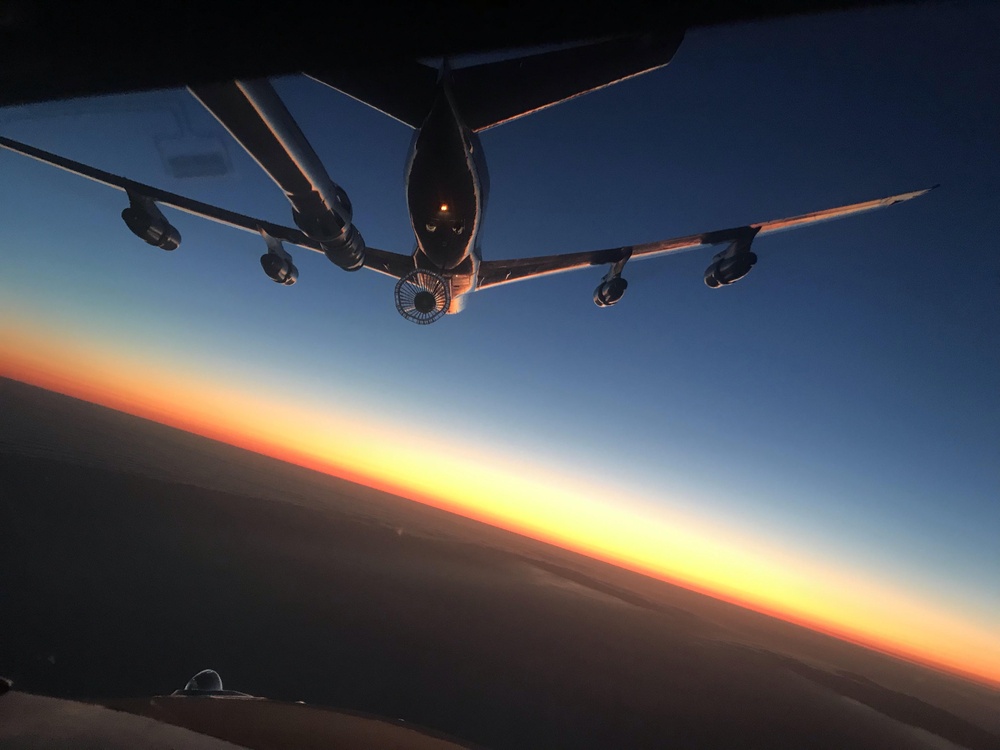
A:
1 4 998 685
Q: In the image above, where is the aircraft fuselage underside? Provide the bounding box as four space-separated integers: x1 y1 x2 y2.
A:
405 76 488 311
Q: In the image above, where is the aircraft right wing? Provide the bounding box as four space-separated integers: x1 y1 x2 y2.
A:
305 33 685 133
450 32 685 132
476 187 937 289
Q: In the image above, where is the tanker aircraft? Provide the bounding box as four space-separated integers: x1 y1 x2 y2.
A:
0 34 934 324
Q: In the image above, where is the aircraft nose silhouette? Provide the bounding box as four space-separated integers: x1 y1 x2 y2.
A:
183 669 224 693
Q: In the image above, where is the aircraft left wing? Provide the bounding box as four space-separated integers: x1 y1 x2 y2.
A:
306 62 440 129
476 187 936 289
0 135 415 280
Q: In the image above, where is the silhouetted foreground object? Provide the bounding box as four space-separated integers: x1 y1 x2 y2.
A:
0 672 474 749
0 1 929 108
0 692 259 750
171 669 253 698
106 675 477 750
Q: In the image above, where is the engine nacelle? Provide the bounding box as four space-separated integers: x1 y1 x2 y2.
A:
593 276 628 307
121 203 180 251
321 223 366 272
291 190 366 272
260 253 298 285
704 252 757 288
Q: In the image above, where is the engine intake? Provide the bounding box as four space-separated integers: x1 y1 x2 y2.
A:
260 253 298 285
594 276 628 307
704 252 757 288
121 197 180 251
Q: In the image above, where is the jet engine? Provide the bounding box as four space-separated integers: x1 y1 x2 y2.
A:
704 251 757 288
321 222 366 272
593 276 628 307
260 252 298 285
258 230 298 286
291 187 366 272
121 195 180 251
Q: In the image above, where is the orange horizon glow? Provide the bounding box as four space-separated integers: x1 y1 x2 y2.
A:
3 319 1000 690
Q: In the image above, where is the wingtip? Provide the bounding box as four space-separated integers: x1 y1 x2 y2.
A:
895 184 939 202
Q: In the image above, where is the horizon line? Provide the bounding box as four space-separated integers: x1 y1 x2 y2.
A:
4 372 999 692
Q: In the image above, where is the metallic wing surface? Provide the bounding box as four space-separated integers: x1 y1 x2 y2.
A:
0 135 415 280
449 31 686 132
307 32 685 132
305 62 440 128
0 133 935 303
476 187 937 289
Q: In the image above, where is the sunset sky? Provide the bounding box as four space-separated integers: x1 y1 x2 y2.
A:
1 5 998 685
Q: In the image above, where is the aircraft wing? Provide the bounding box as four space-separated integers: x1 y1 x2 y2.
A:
450 32 685 132
476 187 936 289
306 62 440 129
307 33 684 133
0 135 415 280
